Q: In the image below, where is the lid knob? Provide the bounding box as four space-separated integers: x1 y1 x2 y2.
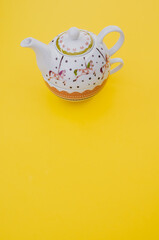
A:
68 27 80 40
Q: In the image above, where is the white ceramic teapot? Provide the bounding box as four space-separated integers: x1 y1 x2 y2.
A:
21 26 124 101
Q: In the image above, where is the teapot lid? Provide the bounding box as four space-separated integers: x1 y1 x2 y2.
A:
56 27 94 56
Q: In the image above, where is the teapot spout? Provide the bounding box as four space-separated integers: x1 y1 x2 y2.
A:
20 37 50 74
20 37 35 48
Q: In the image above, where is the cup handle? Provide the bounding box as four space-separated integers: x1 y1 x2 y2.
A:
110 58 124 75
97 26 125 56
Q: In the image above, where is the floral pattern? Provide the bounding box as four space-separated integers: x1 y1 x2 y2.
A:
48 70 66 81
73 60 95 82
46 56 67 85
100 54 109 79
72 52 109 82
45 48 110 90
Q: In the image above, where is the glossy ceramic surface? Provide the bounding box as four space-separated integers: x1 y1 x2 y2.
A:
21 26 125 100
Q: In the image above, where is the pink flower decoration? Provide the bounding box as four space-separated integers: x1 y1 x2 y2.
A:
73 48 76 51
80 46 84 49
60 40 63 43
85 42 89 46
62 45 65 48
67 48 70 51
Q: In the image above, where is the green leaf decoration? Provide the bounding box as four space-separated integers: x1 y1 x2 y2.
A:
74 69 77 76
87 61 90 68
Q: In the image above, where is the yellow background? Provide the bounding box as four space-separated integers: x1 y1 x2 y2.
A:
1 0 159 239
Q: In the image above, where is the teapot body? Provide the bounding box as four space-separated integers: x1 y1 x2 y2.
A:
21 26 125 101
43 32 110 100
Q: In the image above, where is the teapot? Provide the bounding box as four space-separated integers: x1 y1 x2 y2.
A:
21 26 125 101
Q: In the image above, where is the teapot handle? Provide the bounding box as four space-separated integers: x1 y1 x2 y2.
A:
97 26 125 56
110 58 124 75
